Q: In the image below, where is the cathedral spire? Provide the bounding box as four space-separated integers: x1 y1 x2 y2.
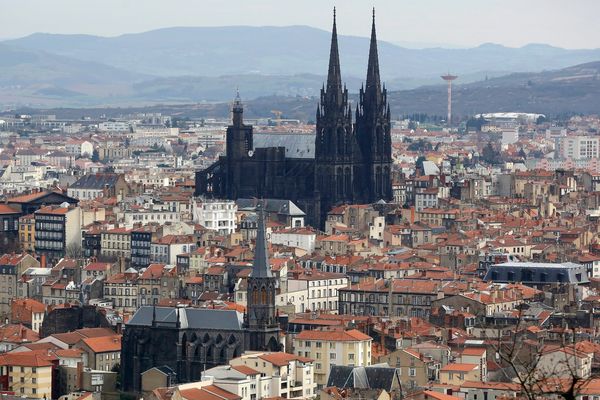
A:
365 7 381 95
251 201 272 278
326 7 342 96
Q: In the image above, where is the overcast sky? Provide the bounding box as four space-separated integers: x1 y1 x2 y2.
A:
1 0 599 49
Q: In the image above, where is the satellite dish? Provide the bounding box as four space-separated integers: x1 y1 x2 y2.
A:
248 150 254 157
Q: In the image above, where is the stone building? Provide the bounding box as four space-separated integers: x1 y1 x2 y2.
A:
195 11 393 227
121 204 280 393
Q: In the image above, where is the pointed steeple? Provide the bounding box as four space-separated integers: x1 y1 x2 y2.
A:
365 7 381 95
326 7 342 96
250 201 272 278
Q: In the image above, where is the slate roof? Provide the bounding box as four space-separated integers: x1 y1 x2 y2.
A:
326 365 400 391
126 306 244 331
253 133 315 159
236 198 305 216
70 173 120 190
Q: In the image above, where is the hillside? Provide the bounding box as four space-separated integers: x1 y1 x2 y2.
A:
0 43 148 106
6 27 600 81
9 61 600 120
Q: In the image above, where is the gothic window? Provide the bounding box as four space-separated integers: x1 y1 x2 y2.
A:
252 287 259 304
337 128 345 156
383 166 390 196
345 167 351 197
337 167 343 197
376 167 382 196
376 126 383 152
345 128 352 156
261 287 267 304
181 333 187 358
318 167 324 191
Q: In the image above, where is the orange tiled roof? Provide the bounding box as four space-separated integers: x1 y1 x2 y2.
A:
295 328 372 342
440 363 478 372
0 204 19 214
0 352 54 367
81 335 121 353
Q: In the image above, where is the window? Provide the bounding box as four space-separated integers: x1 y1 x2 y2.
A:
409 368 416 377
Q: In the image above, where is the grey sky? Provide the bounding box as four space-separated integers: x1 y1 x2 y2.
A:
1 0 598 49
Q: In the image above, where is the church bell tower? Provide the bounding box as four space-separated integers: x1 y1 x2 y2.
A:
244 201 281 351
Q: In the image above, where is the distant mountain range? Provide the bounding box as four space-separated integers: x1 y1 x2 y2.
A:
10 61 600 120
1 26 600 111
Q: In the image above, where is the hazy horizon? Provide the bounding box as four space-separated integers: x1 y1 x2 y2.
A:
1 0 599 49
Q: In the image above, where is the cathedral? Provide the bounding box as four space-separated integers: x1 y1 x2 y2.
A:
121 204 280 393
195 9 393 227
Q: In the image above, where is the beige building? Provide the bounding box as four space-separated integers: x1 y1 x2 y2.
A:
137 263 179 306
0 253 40 319
439 363 480 385
0 352 53 399
101 227 132 260
378 348 434 391
75 335 122 372
293 328 372 389
104 270 139 313
536 345 592 380
18 214 35 252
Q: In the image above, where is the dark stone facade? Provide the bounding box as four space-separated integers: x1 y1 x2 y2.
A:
40 305 112 337
122 205 280 393
195 12 393 227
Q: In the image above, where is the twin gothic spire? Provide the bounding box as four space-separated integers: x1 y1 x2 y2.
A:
320 7 383 118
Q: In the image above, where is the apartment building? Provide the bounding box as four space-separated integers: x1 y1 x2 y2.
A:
0 254 39 319
104 269 139 313
193 199 237 235
0 352 54 399
561 136 600 159
34 205 81 266
11 298 46 332
101 227 132 260
75 335 122 372
18 214 35 252
293 328 372 388
137 264 179 306
338 279 441 318
150 234 196 265
228 351 317 399
286 270 348 313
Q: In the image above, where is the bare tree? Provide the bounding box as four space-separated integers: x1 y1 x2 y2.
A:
486 306 596 400
65 242 84 259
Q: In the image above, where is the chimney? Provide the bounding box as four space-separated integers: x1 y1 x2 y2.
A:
76 361 83 390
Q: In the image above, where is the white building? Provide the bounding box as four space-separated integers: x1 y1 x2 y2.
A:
415 187 439 212
270 228 316 253
122 210 180 228
98 121 130 132
193 199 237 235
226 352 316 399
65 140 94 157
285 270 348 313
501 127 519 145
561 136 600 160
369 215 385 243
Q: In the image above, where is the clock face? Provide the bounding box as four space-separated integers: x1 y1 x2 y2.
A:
248 150 254 157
